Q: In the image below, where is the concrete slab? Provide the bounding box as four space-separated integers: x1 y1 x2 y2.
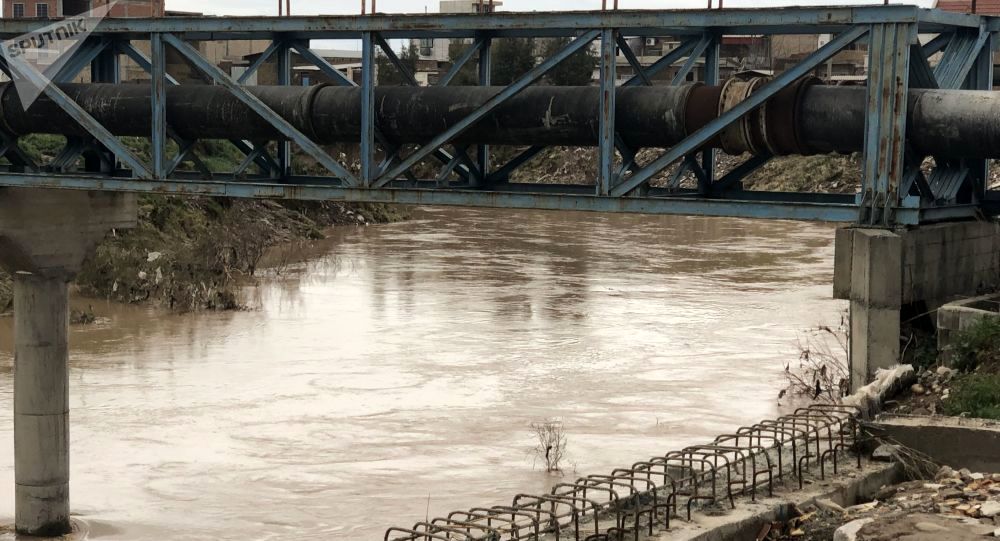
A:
648 462 902 541
937 293 1000 364
866 414 1000 473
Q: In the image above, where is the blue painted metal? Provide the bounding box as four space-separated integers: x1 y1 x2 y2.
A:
50 138 91 172
231 139 279 176
701 32 720 195
488 146 544 184
239 40 282 84
671 34 711 86
377 30 599 184
0 7 991 226
616 34 650 86
922 32 951 58
934 26 990 89
361 32 376 187
711 153 772 194
476 36 492 188
161 34 357 184
4 53 152 178
623 37 697 87
118 41 180 85
376 34 418 86
291 42 358 87
908 42 939 89
0 6 971 39
277 41 293 177
151 33 167 179
965 30 993 202
0 131 37 171
861 22 911 225
438 37 484 87
55 38 110 83
165 137 202 177
0 173 870 223
667 159 692 189
598 28 616 196
91 39 120 84
611 26 869 198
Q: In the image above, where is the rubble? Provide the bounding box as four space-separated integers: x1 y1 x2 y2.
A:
770 465 1000 540
887 366 957 415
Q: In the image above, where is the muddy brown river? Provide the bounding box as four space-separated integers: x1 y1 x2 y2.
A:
0 207 845 540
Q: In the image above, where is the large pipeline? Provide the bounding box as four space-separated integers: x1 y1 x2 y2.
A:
2 80 999 159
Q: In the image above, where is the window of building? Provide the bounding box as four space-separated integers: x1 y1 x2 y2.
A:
419 38 434 57
36 3 49 18
12 3 24 18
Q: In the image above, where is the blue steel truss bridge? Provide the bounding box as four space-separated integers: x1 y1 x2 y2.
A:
0 6 998 226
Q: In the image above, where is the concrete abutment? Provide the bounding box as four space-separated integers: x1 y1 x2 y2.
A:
834 220 1000 390
0 188 136 536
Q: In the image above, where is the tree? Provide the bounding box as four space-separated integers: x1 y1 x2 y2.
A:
446 39 480 86
490 38 536 85
376 44 419 86
541 37 598 86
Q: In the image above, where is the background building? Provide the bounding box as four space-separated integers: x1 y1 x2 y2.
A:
413 0 503 64
3 0 164 18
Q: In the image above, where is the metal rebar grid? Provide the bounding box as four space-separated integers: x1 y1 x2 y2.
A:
384 403 866 541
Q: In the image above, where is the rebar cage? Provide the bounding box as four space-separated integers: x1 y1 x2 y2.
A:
0 5 997 225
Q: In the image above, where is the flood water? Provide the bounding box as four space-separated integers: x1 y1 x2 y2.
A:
0 207 845 540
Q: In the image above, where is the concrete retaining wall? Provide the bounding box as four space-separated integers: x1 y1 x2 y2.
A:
866 414 1000 472
834 221 1000 309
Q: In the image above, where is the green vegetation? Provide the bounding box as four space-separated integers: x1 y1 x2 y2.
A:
541 37 598 86
446 39 480 86
377 45 420 86
950 316 1000 373
944 374 1000 419
490 38 536 85
445 37 594 87
941 317 1000 420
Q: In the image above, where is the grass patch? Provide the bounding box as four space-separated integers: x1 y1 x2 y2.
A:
951 316 1000 373
941 317 1000 420
943 374 1000 419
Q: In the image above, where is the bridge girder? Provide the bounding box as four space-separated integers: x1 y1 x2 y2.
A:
0 6 996 225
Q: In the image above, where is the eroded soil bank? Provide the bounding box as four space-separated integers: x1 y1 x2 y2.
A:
0 196 407 312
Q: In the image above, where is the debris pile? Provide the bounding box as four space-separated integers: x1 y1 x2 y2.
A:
764 465 1000 540
886 365 957 415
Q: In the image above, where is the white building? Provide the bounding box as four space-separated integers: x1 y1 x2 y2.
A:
412 0 503 63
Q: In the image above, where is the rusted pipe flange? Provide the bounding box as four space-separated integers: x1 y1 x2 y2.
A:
718 78 748 155
718 77 768 155
742 77 768 156
762 76 820 156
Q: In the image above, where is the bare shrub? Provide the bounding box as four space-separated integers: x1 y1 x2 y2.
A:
781 310 850 402
530 420 567 473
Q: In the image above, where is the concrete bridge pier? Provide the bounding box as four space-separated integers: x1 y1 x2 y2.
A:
0 188 136 536
835 221 1000 391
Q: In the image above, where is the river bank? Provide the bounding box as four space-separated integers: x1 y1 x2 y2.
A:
0 196 407 313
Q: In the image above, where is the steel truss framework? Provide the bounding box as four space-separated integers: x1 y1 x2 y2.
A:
0 6 997 225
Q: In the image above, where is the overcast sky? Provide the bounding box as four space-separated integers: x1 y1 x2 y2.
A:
165 0 934 17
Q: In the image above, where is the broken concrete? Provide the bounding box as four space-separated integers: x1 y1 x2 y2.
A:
648 462 902 540
866 414 1000 473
